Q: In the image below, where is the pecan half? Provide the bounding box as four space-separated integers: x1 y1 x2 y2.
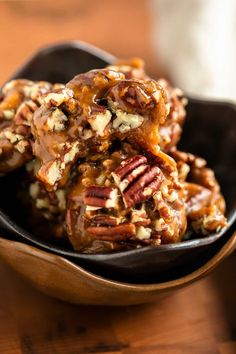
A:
112 155 164 208
112 155 148 191
90 214 120 226
84 186 119 208
86 223 135 241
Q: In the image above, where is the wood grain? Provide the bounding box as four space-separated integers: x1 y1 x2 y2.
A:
0 253 235 354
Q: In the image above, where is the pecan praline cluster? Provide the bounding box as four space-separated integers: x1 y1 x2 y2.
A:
0 59 227 253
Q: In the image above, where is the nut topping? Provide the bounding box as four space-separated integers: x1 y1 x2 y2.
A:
122 166 163 207
112 155 147 183
112 110 144 133
90 214 121 226
131 208 151 226
46 108 68 132
88 110 112 136
136 226 152 240
84 186 119 209
86 223 136 241
112 155 164 208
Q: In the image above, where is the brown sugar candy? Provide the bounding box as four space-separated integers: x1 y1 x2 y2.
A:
31 68 169 191
0 80 63 173
0 58 227 253
65 144 187 252
107 59 188 151
170 149 227 234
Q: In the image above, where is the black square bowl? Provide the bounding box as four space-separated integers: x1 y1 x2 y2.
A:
0 41 235 283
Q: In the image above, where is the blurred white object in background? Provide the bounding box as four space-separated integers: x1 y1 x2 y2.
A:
150 0 236 101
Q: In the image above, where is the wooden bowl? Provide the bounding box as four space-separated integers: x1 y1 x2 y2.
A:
0 41 235 283
0 227 235 306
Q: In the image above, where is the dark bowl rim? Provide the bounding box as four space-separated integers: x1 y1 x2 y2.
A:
9 39 116 82
0 41 235 260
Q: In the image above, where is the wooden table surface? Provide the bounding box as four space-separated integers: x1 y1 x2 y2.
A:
0 1 235 353
0 253 235 354
0 0 160 84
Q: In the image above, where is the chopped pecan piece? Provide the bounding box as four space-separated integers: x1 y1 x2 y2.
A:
136 226 152 240
131 208 151 226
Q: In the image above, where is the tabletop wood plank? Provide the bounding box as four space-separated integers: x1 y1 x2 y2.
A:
0 0 159 85
0 252 235 354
